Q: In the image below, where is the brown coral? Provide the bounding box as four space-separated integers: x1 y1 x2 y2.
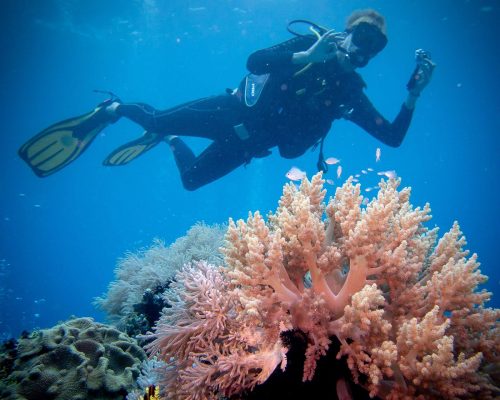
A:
0 317 146 400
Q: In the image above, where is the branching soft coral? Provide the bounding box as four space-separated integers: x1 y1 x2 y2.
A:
94 223 225 334
146 173 499 400
144 261 287 400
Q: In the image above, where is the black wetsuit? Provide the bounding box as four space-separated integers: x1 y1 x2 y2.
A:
116 35 414 190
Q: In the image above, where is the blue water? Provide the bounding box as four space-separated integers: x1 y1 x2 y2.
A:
0 0 498 339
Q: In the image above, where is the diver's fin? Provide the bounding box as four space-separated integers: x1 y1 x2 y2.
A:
18 101 118 177
103 131 162 166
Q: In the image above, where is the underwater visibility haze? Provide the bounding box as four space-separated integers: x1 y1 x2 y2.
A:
0 0 499 398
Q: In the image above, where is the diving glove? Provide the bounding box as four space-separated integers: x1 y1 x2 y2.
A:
407 49 436 96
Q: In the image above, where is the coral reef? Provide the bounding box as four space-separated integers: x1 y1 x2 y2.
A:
126 358 165 400
94 223 226 335
0 317 146 400
0 258 13 342
0 337 18 382
145 173 499 400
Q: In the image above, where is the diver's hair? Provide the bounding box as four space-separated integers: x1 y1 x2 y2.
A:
345 9 387 35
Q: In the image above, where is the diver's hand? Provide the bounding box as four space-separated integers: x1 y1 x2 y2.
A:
407 49 436 96
292 30 339 64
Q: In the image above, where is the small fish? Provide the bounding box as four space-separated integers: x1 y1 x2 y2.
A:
355 174 360 178
324 157 340 165
352 178 359 183
19 193 26 197
362 198 369 206
34 313 40 318
326 179 334 185
367 167 374 172
336 165 342 179
377 170 397 179
375 147 381 162
361 169 367 174
286 167 306 181
33 204 41 208
365 187 373 192
15 297 23 301
34 298 46 304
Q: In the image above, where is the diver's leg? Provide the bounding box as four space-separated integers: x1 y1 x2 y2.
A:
112 102 157 131
114 95 242 141
167 136 196 177
169 137 247 191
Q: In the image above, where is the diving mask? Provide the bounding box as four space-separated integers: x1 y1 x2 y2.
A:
342 21 388 67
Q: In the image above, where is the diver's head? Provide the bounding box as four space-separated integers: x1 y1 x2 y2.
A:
340 9 388 68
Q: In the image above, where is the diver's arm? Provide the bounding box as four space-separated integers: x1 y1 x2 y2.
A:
404 50 436 109
246 36 315 74
292 29 340 64
349 93 414 147
404 93 419 110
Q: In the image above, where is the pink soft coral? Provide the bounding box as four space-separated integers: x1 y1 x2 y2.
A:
143 260 287 400
146 173 499 399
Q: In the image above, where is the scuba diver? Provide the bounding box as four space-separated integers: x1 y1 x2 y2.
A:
19 9 435 190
